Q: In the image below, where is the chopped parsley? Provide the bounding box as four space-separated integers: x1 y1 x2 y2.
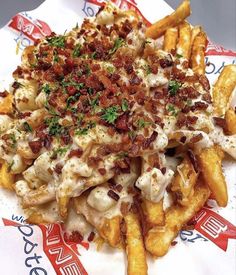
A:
106 66 115 74
44 116 63 136
52 146 69 157
137 118 151 128
101 106 120 124
62 80 84 90
144 39 151 44
109 38 125 55
9 133 17 149
53 50 59 63
42 83 51 95
144 64 152 75
72 43 81 57
168 80 182 96
121 98 128 112
23 122 32 132
75 121 96 136
186 99 193 106
46 35 66 48
91 52 97 59
166 104 179 116
77 113 84 126
66 93 81 108
128 130 136 140
176 53 183 58
116 151 128 159
7 160 15 172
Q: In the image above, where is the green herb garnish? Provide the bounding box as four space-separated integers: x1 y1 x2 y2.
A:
168 80 182 96
166 104 179 117
109 38 125 55
44 116 63 136
9 133 17 149
137 118 151 128
75 121 96 136
121 98 128 112
101 106 120 124
7 160 15 172
42 83 51 95
176 53 183 58
47 35 66 48
23 122 32 132
72 44 81 57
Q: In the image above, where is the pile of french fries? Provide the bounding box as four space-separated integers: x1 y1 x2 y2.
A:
0 1 236 274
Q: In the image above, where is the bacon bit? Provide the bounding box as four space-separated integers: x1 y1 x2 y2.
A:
189 133 203 144
115 184 123 192
199 75 210 90
87 231 95 242
142 131 158 149
115 158 130 173
28 140 42 154
171 241 178 246
97 145 112 156
202 93 212 104
54 163 63 174
191 101 208 111
161 167 166 175
159 58 173 68
129 74 142 86
180 136 187 144
115 113 129 131
68 148 83 158
0 91 8 97
107 190 120 201
177 114 198 128
178 87 199 100
124 64 133 74
187 149 199 173
61 133 72 145
110 73 120 82
98 168 106 175
88 156 102 167
128 144 139 157
18 111 32 119
43 134 52 149
68 231 83 242
213 117 227 130
120 201 130 216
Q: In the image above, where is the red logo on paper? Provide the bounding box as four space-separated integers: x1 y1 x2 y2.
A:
193 208 236 251
206 40 236 57
87 0 151 26
2 218 89 275
8 13 52 41
40 224 88 275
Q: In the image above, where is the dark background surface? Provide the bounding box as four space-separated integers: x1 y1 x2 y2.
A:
0 0 235 50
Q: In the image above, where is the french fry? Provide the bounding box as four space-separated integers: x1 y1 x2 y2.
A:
225 108 236 135
26 212 49 224
190 25 202 45
124 212 148 275
145 183 210 257
198 146 228 207
171 156 198 206
58 195 70 219
0 160 15 191
146 0 191 39
22 185 55 207
213 65 236 116
190 30 207 74
142 198 165 226
176 21 192 60
163 27 178 52
0 93 13 114
73 195 122 247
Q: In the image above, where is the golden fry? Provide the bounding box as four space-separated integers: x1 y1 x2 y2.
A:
58 195 70 219
191 25 202 44
146 0 191 39
73 195 122 247
171 157 198 206
198 146 227 207
0 160 15 191
190 30 207 74
176 21 192 60
124 212 148 275
142 198 165 226
213 64 236 116
163 27 178 52
0 93 13 114
22 185 55 207
145 183 210 257
225 108 236 135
